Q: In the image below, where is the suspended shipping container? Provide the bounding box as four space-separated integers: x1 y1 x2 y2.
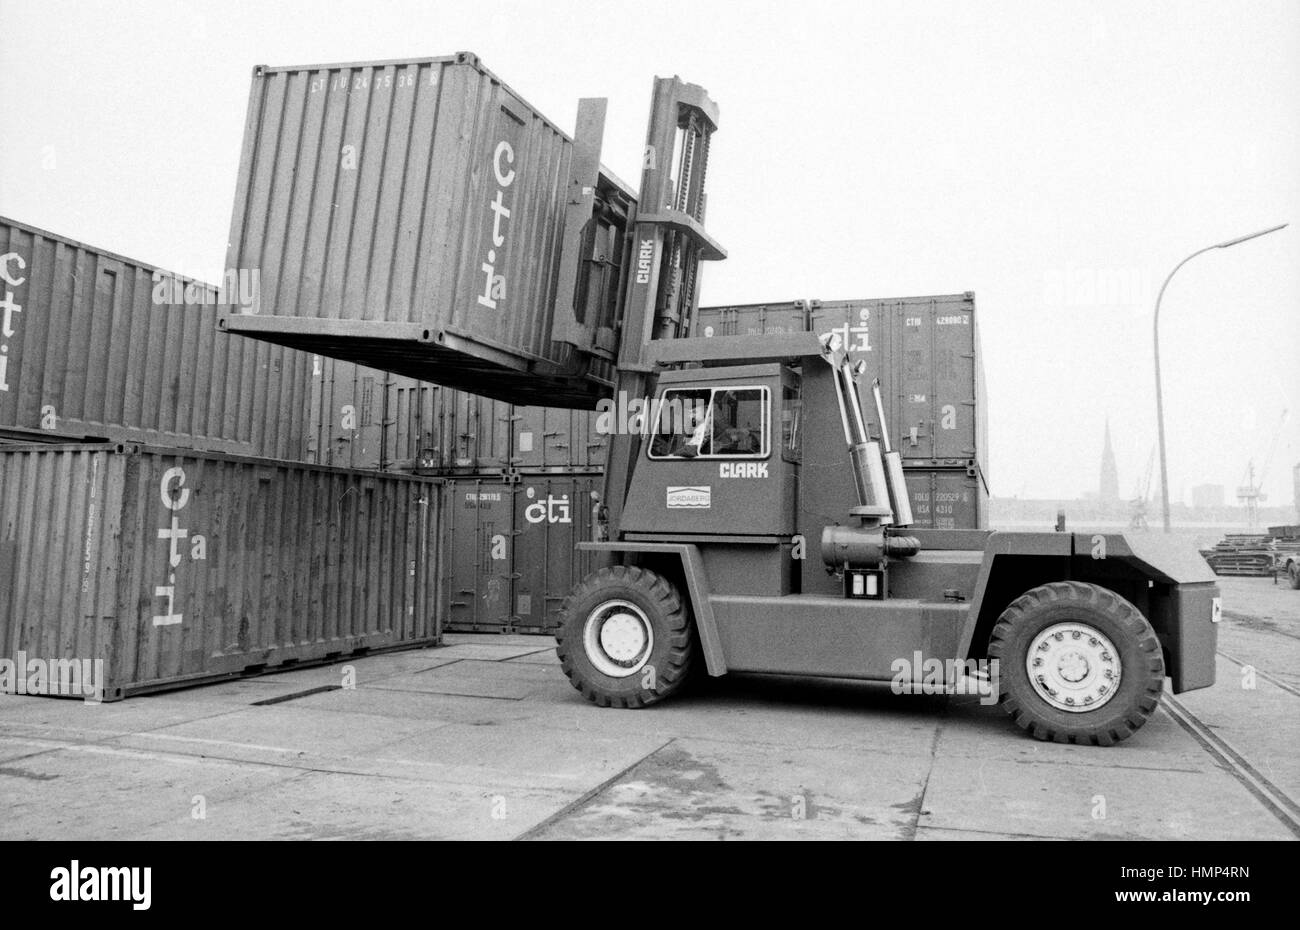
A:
442 474 601 633
0 443 442 700
0 217 312 458
220 52 635 408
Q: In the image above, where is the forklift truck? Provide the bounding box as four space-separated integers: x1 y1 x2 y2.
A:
551 79 1220 745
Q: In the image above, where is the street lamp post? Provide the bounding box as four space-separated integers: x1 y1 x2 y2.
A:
1154 223 1288 532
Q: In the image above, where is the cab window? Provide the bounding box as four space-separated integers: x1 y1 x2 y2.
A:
648 386 769 459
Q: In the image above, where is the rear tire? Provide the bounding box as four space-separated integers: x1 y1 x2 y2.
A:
555 565 695 708
988 581 1164 746
1289 562 1300 590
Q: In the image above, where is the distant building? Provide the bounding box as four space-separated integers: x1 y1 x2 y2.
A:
1191 484 1225 509
1099 420 1119 501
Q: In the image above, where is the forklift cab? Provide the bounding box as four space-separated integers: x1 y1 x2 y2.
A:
619 363 801 539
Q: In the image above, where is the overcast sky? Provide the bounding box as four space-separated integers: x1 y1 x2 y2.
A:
2 0 1296 506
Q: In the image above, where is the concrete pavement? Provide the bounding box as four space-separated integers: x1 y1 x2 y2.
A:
1 577 1296 840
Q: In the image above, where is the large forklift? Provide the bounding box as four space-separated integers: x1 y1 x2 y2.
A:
550 79 1221 745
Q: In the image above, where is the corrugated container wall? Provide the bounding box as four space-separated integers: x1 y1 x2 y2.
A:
694 293 986 474
307 355 438 471
0 444 442 699
510 405 606 472
693 301 810 338
433 390 513 473
300 357 603 475
442 474 601 633
0 217 311 458
903 466 988 530
222 52 632 407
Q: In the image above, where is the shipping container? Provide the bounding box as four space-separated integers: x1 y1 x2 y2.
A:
431 390 513 473
0 444 442 699
220 52 635 408
903 465 988 530
511 474 601 631
509 406 606 472
693 301 809 338
885 294 986 469
698 292 986 473
0 217 312 458
441 474 601 633
306 356 438 471
442 477 514 631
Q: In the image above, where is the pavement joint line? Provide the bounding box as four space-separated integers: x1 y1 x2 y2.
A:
1160 696 1300 839
1215 649 1300 699
50 734 586 791
501 647 558 662
915 824 1070 841
250 685 342 706
511 737 679 841
411 659 466 674
365 684 528 701
904 720 946 842
0 704 247 763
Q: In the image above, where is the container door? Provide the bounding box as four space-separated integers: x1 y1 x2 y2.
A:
444 478 514 630
903 467 984 529
510 406 547 469
894 303 936 460
892 297 977 465
511 476 599 632
928 298 978 463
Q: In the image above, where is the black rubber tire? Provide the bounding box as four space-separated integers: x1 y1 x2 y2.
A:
555 565 695 708
1289 562 1300 590
987 581 1164 746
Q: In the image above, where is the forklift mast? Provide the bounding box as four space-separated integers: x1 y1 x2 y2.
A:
599 77 728 538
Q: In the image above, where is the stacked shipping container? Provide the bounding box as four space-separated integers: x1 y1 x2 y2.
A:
0 216 607 650
0 444 441 699
694 293 989 528
0 217 311 458
442 474 602 633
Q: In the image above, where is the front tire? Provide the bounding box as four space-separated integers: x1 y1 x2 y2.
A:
556 565 695 708
988 581 1164 746
1288 562 1300 590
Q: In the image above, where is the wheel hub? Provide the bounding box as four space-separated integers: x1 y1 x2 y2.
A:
599 613 648 662
1025 622 1121 712
583 600 654 678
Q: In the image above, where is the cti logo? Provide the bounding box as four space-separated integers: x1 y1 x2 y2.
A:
477 140 516 310
523 487 572 524
153 467 207 626
0 250 27 393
